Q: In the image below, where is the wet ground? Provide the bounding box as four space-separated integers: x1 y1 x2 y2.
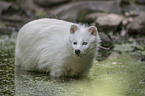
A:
0 33 145 96
0 33 16 96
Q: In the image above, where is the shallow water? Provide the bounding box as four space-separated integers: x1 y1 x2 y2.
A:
0 33 145 96
0 34 16 96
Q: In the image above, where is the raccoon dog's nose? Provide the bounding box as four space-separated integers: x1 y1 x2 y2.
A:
75 49 81 55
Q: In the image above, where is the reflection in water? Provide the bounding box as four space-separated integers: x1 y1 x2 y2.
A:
15 66 84 96
15 67 57 96
1 34 145 96
15 68 125 96
15 55 145 96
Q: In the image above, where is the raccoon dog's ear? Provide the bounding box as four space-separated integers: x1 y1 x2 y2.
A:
88 26 98 36
70 25 78 34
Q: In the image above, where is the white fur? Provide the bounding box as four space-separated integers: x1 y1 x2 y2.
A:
15 18 100 77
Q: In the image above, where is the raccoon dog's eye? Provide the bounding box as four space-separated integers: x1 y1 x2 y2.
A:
73 42 77 45
82 42 88 45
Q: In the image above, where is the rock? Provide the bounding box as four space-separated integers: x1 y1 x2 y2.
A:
52 1 121 21
136 0 145 4
120 0 130 5
141 57 145 62
121 0 145 5
87 13 106 19
17 0 47 17
77 0 119 1
17 0 36 17
77 9 97 23
34 0 70 7
114 43 134 52
90 13 123 32
108 52 120 60
127 12 145 34
83 13 106 24
0 1 12 14
0 21 10 35
96 14 123 26
122 16 133 26
122 4 145 16
0 21 6 31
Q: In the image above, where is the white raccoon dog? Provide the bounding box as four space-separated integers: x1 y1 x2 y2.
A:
15 18 100 77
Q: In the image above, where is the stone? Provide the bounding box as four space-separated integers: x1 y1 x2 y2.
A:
136 0 145 4
17 0 37 17
34 0 69 7
87 13 106 19
17 0 47 17
0 1 12 14
85 13 106 24
0 21 6 30
0 21 10 35
52 1 121 21
108 52 120 60
120 0 130 5
90 13 123 32
127 12 145 34
77 9 96 23
96 14 123 26
122 4 145 16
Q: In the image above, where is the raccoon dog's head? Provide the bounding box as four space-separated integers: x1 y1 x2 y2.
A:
69 24 99 57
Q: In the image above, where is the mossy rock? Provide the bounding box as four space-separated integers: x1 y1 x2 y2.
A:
0 21 11 35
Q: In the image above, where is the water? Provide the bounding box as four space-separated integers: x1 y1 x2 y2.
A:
0 33 145 96
0 33 16 96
